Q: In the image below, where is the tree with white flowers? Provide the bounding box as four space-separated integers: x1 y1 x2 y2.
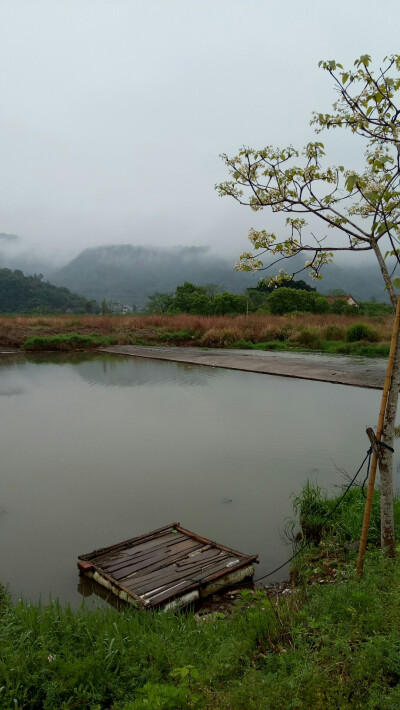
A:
217 54 400 556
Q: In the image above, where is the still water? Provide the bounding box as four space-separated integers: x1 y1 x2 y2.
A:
0 352 395 607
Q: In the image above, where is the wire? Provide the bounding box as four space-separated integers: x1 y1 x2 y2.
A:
189 447 373 589
361 450 372 499
253 447 372 584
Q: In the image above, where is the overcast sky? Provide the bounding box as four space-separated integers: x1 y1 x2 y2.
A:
0 0 399 266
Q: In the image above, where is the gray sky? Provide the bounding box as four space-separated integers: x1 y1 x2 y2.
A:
0 0 399 265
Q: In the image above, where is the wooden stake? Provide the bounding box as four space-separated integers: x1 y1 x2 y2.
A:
356 294 400 576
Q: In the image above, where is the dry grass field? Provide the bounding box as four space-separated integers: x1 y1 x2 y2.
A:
0 312 394 352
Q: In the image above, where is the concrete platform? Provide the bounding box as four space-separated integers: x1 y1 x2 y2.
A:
99 345 388 390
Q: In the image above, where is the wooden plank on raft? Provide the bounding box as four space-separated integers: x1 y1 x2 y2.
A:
123 551 231 591
78 523 258 610
103 538 198 575
111 544 205 581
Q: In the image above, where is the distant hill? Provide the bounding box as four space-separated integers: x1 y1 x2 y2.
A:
0 268 98 314
0 231 393 308
51 245 259 308
51 244 392 308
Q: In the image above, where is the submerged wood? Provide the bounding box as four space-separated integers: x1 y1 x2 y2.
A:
78 523 258 610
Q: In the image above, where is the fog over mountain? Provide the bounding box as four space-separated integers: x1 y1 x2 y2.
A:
0 231 392 308
0 233 388 309
0 233 56 277
51 245 392 307
51 245 256 307
0 2 399 268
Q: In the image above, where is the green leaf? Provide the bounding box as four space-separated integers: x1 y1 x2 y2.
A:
392 277 400 289
360 54 371 67
345 174 358 191
342 73 349 84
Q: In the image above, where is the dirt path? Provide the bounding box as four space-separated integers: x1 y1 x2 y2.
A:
100 345 387 389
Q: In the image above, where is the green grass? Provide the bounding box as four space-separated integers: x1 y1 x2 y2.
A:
157 329 195 342
2 485 400 708
228 338 391 357
321 340 390 357
22 333 117 351
20 325 391 358
2 554 400 708
286 480 400 548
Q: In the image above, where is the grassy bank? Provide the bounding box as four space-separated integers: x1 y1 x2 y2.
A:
0 313 394 356
1 486 400 709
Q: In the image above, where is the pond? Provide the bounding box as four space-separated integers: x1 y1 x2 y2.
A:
0 351 395 607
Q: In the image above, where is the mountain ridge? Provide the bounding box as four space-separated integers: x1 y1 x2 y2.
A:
51 244 391 307
0 234 393 308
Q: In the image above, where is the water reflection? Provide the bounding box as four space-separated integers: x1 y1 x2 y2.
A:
23 352 216 388
0 352 25 368
0 352 393 607
77 575 129 610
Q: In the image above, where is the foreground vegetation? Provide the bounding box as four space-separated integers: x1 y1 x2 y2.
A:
1 485 400 709
0 312 393 356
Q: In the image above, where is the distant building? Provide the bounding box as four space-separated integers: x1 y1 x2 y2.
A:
326 294 360 307
108 301 134 314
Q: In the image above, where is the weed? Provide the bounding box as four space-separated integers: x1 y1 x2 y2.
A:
122 682 195 709
22 333 116 351
323 324 346 340
200 327 242 347
287 480 400 548
346 323 380 342
297 327 321 347
158 329 194 342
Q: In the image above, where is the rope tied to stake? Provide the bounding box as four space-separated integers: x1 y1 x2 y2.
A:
190 446 373 589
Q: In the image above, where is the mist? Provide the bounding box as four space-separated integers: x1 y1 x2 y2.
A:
0 0 399 267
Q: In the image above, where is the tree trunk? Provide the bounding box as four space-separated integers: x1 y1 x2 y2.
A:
380 327 400 556
372 240 398 557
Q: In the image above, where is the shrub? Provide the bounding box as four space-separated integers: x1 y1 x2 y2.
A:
276 324 296 341
158 329 194 342
297 327 321 346
289 480 400 549
290 481 333 544
200 327 241 347
22 333 116 351
323 324 346 341
346 323 380 342
259 325 283 341
288 481 392 546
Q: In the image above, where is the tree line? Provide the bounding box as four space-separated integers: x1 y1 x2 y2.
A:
145 280 388 316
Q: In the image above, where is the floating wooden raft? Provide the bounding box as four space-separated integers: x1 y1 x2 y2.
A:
78 523 258 610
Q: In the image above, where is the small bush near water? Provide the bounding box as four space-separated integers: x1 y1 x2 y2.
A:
346 322 380 342
200 327 242 347
323 324 346 341
22 333 117 351
286 480 400 546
